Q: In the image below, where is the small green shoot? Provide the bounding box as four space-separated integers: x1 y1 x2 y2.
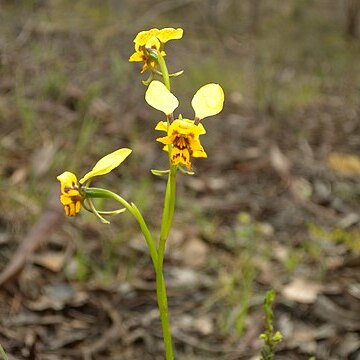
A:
259 290 283 360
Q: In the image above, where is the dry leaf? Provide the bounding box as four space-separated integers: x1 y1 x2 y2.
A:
270 145 291 177
314 295 360 330
33 252 66 272
182 238 209 268
31 141 58 177
327 152 360 176
282 278 323 303
193 316 214 335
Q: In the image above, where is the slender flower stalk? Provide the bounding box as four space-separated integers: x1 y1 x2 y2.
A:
156 165 176 360
157 51 171 91
84 187 158 268
155 52 176 360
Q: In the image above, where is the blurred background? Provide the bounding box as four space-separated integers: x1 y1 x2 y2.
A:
0 0 360 359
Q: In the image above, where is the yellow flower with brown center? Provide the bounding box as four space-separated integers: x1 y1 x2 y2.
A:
57 148 132 217
155 119 206 169
129 28 183 73
145 81 224 169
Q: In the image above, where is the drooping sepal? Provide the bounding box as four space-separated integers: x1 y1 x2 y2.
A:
178 166 195 176
142 71 154 86
151 169 171 176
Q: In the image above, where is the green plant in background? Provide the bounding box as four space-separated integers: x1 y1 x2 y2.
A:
57 27 224 360
259 290 283 360
212 213 258 337
0 344 8 360
309 223 360 252
234 213 257 336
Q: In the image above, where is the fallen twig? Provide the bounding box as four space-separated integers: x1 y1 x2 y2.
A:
0 187 63 287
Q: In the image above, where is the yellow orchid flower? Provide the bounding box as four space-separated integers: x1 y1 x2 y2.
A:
156 119 207 170
145 81 224 169
57 148 132 217
129 28 183 73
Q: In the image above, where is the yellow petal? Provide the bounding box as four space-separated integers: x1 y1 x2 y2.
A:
170 147 191 169
155 121 168 132
75 201 81 214
192 149 207 158
197 122 206 135
134 28 160 47
145 36 161 50
169 119 204 137
156 28 183 43
79 148 132 184
60 195 81 216
60 194 73 206
65 201 81 216
145 80 179 115
191 141 208 158
129 52 144 62
191 83 224 120
156 135 173 145
57 171 78 194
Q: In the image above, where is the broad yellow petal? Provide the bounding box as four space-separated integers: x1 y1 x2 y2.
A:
191 83 224 120
157 28 183 43
145 80 179 115
79 148 132 184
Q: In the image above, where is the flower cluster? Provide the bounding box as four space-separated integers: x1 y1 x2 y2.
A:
57 27 224 219
129 28 183 73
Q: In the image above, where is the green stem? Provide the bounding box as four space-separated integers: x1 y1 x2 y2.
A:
156 269 173 359
156 164 177 360
154 53 177 359
159 165 177 242
84 187 158 268
157 52 171 91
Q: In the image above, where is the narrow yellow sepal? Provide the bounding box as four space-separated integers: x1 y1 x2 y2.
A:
191 83 224 120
